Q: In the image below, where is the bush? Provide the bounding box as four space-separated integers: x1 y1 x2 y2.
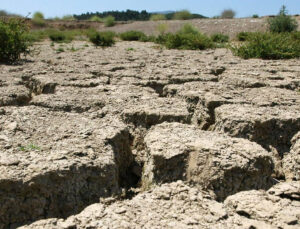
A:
268 5 298 33
173 10 192 20
150 14 166 21
90 15 102 22
119 31 147 41
236 31 255 41
231 32 300 59
32 11 46 27
0 18 31 63
252 14 259 18
220 9 236 19
159 24 214 50
179 23 199 35
104 16 115 27
211 33 229 43
165 33 214 50
48 30 69 42
89 31 115 47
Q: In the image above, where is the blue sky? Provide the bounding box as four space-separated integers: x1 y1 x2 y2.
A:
2 0 300 18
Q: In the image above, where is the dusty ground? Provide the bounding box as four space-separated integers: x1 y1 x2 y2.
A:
0 40 300 228
34 16 300 38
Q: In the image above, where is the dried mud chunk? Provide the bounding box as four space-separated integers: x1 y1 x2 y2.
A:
225 182 300 228
0 106 132 228
122 97 191 128
143 122 274 200
0 85 31 106
30 85 157 113
20 182 230 229
213 104 300 155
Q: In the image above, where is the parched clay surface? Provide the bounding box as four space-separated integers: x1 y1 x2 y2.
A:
0 40 299 228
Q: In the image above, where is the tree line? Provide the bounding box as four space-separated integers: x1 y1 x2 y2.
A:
73 10 206 21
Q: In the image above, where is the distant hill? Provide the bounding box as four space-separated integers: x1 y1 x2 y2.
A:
73 10 207 21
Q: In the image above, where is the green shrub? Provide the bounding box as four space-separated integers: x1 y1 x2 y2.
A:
155 33 171 44
178 23 199 35
32 11 46 27
48 30 69 42
90 15 102 22
104 16 115 27
120 31 147 41
252 14 259 18
150 14 166 21
89 31 115 47
231 32 300 59
268 5 298 33
165 33 214 50
211 33 229 43
173 10 192 20
220 9 236 19
0 18 31 63
236 31 257 41
155 24 214 50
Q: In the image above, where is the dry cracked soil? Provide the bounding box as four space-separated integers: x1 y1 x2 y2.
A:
0 40 300 229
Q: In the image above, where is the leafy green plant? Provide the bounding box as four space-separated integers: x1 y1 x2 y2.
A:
220 9 236 19
32 11 46 27
252 14 259 18
231 32 300 59
150 14 166 21
104 15 115 27
19 143 40 151
173 10 192 20
211 33 229 43
120 31 147 41
0 18 31 63
126 47 135 51
56 47 65 53
89 31 115 47
268 5 298 33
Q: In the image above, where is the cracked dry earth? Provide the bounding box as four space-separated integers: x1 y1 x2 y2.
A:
0 41 299 229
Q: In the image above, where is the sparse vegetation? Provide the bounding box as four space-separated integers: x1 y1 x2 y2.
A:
220 9 236 19
211 33 229 43
104 15 115 27
119 31 147 41
150 14 166 21
89 31 115 47
48 30 69 42
173 10 193 20
56 47 65 53
158 24 214 50
268 5 298 33
0 18 31 63
231 32 300 59
236 31 255 41
32 11 46 27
